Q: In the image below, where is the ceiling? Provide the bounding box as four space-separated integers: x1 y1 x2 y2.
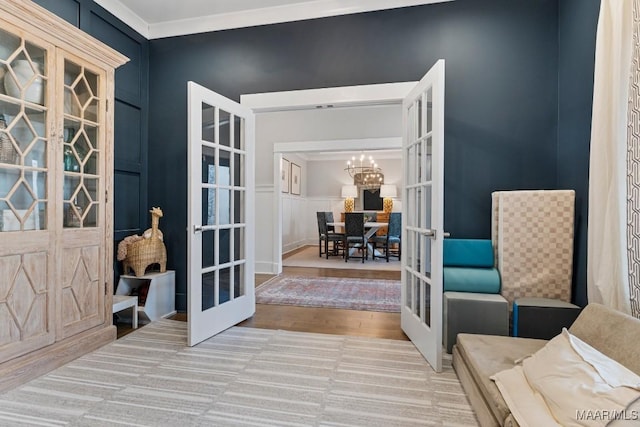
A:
93 0 453 39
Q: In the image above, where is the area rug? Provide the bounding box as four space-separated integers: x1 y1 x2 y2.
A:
0 320 479 426
256 274 401 312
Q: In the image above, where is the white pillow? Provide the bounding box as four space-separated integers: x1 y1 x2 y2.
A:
521 329 640 427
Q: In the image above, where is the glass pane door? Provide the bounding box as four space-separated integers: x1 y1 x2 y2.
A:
188 82 255 347
401 60 445 372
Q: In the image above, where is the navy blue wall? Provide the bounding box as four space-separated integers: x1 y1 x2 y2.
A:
37 0 601 311
558 0 600 306
148 0 566 310
35 0 150 286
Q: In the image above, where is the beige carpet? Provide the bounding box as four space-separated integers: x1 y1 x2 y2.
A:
0 320 478 426
284 246 401 271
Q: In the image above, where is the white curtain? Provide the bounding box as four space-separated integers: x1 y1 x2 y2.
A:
588 0 639 317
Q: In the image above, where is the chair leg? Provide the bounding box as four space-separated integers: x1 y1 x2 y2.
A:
319 238 322 257
362 241 366 263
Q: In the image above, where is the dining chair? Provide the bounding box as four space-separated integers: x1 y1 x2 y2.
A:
324 211 344 258
344 212 368 263
316 212 327 257
317 211 343 259
325 211 337 233
373 212 401 262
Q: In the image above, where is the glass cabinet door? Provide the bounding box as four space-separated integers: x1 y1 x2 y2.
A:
58 52 107 339
0 24 56 363
62 59 102 229
0 28 48 232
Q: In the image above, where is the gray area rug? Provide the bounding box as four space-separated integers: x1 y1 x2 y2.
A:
0 320 478 426
256 275 401 312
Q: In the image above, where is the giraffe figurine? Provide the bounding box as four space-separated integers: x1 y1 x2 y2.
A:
122 207 167 277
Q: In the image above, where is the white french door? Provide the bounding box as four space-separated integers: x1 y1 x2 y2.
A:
401 60 445 372
187 81 255 346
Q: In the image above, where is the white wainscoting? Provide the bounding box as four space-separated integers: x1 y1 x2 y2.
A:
255 186 345 274
282 194 308 253
282 197 344 252
255 186 277 273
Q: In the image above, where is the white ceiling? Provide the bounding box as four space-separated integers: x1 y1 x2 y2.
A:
93 0 453 39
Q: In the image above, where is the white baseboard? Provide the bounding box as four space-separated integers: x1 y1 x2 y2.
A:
255 261 279 275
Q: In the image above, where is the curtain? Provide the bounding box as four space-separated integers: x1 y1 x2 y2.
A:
588 0 639 317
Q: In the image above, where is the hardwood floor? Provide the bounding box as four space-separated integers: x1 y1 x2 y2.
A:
116 248 407 341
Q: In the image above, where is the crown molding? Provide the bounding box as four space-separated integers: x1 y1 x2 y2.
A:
94 0 453 40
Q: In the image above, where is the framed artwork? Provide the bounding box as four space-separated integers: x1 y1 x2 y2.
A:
281 158 290 193
291 162 301 195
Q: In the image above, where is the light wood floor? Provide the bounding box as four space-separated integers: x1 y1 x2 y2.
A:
116 248 407 341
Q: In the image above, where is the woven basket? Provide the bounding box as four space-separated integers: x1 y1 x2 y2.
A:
0 115 17 165
64 204 82 228
124 238 167 277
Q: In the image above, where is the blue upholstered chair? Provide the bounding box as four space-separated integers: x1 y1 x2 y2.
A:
442 238 508 353
443 239 500 293
373 212 401 261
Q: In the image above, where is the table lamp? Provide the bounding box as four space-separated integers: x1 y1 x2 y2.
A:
379 184 397 213
341 185 358 212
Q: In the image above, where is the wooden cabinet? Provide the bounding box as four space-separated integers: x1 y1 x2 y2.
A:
0 0 127 392
375 212 389 236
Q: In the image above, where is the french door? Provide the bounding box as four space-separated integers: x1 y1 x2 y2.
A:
401 60 445 372
187 81 255 346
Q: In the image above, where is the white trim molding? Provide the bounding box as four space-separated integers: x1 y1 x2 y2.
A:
274 137 402 154
96 0 454 40
242 82 417 112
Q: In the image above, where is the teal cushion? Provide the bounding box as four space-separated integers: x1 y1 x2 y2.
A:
443 267 501 293
443 239 494 268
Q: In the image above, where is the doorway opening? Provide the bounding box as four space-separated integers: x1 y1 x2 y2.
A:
241 82 416 274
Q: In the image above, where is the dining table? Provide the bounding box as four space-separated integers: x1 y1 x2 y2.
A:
326 221 388 258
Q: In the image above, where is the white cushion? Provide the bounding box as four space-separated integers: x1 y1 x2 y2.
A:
492 329 640 427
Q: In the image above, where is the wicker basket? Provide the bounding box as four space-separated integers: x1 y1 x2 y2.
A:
0 114 17 165
64 204 82 228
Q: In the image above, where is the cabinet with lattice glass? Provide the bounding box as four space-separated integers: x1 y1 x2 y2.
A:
0 0 127 391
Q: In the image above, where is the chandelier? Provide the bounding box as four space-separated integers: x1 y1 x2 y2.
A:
345 154 384 191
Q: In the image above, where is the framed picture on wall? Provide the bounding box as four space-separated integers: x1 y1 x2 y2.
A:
291 162 301 195
281 158 290 193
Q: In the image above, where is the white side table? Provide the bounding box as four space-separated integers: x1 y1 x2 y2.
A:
113 295 138 329
116 270 176 322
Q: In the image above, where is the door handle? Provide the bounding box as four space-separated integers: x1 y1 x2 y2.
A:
422 229 436 238
420 229 451 239
193 225 203 233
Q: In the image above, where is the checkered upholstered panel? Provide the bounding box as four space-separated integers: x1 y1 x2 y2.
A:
491 190 575 306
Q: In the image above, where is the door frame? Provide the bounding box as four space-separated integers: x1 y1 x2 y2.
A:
240 82 417 274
